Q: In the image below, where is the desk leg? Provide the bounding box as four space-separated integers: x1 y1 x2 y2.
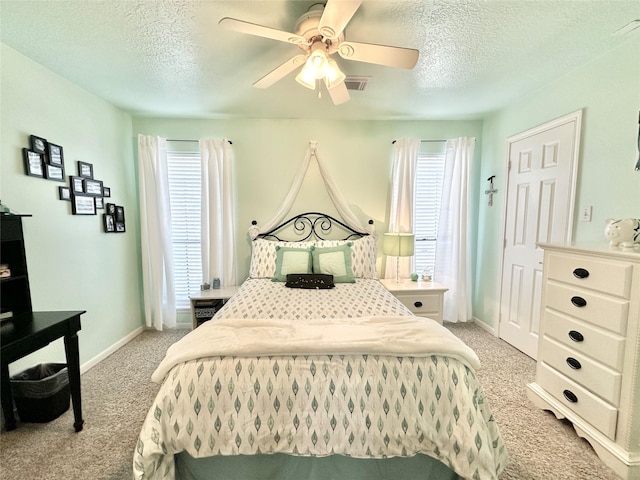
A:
0 362 16 431
64 332 84 432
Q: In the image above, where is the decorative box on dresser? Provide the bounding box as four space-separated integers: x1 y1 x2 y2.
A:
527 243 640 479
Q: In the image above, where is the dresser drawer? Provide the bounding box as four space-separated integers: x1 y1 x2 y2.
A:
538 363 618 440
544 310 625 370
541 336 622 405
394 293 441 317
545 282 629 334
545 251 633 299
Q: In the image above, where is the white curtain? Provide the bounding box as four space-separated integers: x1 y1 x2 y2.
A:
384 138 420 279
249 140 371 239
200 138 237 287
435 137 475 322
137 135 176 330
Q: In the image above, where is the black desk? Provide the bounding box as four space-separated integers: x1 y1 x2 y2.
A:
0 311 85 432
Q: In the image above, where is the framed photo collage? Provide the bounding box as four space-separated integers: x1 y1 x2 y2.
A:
23 134 125 233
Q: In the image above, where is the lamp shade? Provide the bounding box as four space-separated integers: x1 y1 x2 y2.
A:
382 233 415 257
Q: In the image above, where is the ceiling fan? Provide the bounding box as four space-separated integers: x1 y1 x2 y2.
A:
218 0 419 105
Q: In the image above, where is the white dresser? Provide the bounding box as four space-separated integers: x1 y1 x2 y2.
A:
527 243 640 479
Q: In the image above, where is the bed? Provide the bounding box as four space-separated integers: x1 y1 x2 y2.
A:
133 213 507 480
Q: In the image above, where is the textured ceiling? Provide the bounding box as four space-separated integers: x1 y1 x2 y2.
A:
1 0 638 120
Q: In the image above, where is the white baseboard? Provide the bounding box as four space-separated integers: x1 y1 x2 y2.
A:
472 316 497 336
80 326 143 374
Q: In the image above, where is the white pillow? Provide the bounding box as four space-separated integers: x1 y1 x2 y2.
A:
314 235 377 278
249 238 315 278
272 246 312 282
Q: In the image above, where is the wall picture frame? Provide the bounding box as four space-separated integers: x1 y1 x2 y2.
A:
77 161 93 179
105 202 116 215
95 197 104 209
29 135 47 154
84 178 103 196
69 176 85 194
48 143 64 167
115 222 126 233
103 214 115 232
102 186 111 197
71 193 97 215
23 149 44 178
45 164 65 182
59 186 71 201
114 205 125 224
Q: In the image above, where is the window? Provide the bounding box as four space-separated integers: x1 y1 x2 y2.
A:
413 152 445 278
166 145 202 309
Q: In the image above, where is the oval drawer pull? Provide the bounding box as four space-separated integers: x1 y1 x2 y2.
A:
570 296 587 307
572 268 590 279
414 301 423 308
568 330 584 342
566 357 582 370
563 389 578 403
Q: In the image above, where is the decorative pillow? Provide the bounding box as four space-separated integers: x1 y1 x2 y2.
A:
272 246 313 282
311 244 355 283
249 239 314 278
285 273 335 289
315 235 377 278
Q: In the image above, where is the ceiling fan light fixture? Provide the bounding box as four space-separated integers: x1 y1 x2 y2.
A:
324 58 345 89
295 64 318 89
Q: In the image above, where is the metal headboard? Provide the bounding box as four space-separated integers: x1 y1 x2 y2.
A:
253 212 372 241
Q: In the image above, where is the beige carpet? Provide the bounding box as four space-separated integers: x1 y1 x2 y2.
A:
0 322 621 479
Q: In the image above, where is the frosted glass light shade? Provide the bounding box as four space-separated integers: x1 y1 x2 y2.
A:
383 233 415 257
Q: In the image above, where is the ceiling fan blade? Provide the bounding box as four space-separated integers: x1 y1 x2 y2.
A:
328 81 350 105
318 0 363 40
218 17 306 45
253 54 307 89
338 41 419 69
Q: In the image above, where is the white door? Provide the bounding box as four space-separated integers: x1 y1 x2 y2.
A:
498 110 582 359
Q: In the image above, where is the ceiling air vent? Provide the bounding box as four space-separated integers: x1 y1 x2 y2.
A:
344 76 370 91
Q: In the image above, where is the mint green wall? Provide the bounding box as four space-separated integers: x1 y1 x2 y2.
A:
132 118 483 281
1 44 142 374
474 38 640 330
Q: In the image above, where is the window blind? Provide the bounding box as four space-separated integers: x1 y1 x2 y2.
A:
167 151 202 310
413 153 445 277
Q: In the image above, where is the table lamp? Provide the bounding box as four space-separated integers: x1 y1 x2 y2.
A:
383 232 415 283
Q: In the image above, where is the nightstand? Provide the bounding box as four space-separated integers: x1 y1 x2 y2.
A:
189 286 239 329
379 279 448 324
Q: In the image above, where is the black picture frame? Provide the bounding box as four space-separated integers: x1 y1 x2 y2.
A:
48 143 64 167
29 135 47 154
77 161 93 179
69 176 84 194
83 178 103 196
71 193 97 215
115 222 126 233
102 186 111 197
103 214 115 232
114 205 125 224
59 186 71 201
95 197 104 209
23 149 44 178
45 164 65 182
105 202 116 215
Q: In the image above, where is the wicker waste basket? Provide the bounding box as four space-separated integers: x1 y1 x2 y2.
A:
10 363 70 423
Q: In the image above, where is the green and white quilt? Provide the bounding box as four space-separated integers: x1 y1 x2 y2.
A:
133 280 507 480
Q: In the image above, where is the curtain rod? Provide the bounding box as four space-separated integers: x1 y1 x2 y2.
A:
391 139 476 144
167 139 233 144
391 139 445 144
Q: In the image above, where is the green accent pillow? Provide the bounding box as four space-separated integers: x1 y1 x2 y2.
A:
311 243 355 283
271 246 313 282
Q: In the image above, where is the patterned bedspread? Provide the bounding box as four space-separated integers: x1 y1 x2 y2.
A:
133 280 507 480
215 278 414 320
